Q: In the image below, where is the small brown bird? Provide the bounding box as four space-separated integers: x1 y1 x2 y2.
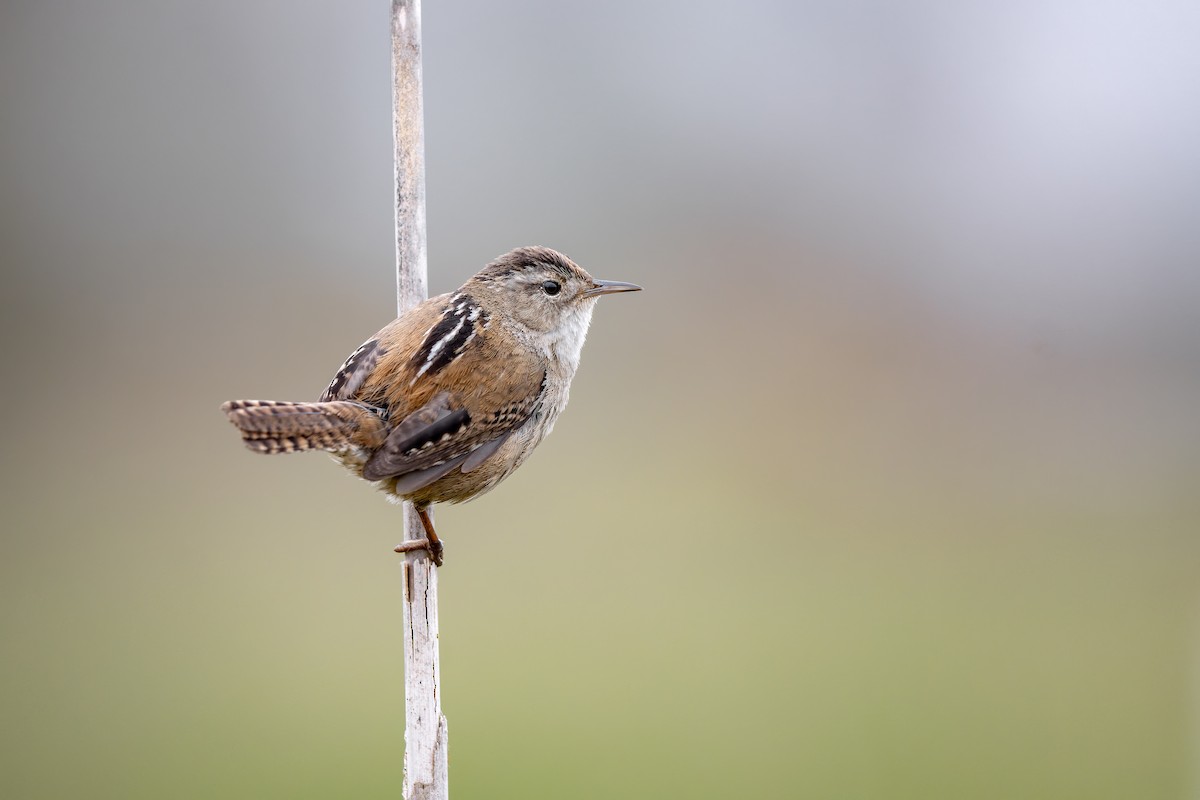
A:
222 246 641 565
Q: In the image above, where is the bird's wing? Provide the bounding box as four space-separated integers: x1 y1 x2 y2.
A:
320 337 384 402
356 296 549 484
360 366 545 483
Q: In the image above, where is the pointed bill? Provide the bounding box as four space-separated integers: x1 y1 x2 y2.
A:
583 279 643 298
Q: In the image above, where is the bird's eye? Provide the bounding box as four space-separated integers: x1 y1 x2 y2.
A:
541 280 561 296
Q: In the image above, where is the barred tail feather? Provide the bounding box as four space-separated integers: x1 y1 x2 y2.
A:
220 399 385 454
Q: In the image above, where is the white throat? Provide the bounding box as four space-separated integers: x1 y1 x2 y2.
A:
543 300 596 379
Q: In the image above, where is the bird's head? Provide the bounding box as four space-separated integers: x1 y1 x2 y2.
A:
471 246 641 337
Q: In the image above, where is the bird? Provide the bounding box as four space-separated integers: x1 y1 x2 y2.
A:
221 246 641 565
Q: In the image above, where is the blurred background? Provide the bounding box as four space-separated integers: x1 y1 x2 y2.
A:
2 1 1198 797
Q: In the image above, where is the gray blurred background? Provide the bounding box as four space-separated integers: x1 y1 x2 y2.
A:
2 1 1198 798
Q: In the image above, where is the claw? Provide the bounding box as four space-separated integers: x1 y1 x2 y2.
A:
394 538 443 566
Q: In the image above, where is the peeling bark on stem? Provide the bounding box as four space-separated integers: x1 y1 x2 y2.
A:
392 1 448 798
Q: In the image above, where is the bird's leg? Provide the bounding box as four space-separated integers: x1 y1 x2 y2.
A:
417 506 445 566
393 505 444 566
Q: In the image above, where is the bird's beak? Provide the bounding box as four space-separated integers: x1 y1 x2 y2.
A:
583 279 643 298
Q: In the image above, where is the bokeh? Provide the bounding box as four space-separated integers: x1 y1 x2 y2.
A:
2 2 1198 798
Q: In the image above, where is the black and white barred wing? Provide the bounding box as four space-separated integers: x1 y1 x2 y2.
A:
320 337 383 402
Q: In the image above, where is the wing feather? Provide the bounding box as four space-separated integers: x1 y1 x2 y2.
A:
328 292 549 489
320 338 383 402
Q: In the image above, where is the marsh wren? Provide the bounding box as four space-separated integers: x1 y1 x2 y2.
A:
222 246 641 565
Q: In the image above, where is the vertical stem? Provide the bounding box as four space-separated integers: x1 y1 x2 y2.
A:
393 0 428 313
392 2 448 798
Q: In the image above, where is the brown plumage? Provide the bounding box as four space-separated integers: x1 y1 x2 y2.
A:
221 246 641 564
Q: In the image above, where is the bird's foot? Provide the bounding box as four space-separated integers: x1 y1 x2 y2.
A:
394 537 444 566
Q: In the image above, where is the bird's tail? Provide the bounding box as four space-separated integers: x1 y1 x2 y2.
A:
220 399 386 454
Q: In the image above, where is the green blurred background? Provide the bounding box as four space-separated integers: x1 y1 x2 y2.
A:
3 2 1199 798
